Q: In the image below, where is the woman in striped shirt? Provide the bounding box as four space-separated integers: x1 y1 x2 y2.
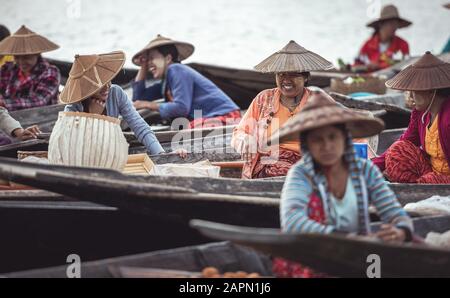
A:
272 91 413 277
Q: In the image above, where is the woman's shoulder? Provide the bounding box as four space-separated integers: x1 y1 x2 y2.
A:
253 88 279 104
167 63 192 75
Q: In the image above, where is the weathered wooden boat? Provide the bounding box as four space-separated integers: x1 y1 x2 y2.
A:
330 92 411 129
373 52 450 80
2 241 272 278
191 216 450 278
3 214 448 278
48 58 351 109
0 157 448 225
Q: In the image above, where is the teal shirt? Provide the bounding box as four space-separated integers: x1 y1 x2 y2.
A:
443 38 450 54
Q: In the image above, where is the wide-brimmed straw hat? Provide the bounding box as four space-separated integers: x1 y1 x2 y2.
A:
0 25 59 56
59 51 125 104
132 34 194 66
385 51 450 91
269 92 385 144
254 40 334 73
367 5 412 29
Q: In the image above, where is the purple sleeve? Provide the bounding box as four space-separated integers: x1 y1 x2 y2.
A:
158 65 193 119
131 80 163 101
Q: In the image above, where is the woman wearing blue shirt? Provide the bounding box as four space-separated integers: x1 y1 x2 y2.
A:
60 51 165 155
132 35 241 129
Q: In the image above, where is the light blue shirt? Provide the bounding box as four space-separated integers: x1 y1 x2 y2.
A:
329 177 359 233
64 84 164 155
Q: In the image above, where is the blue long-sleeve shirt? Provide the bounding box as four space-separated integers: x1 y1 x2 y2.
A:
64 84 164 155
132 63 239 120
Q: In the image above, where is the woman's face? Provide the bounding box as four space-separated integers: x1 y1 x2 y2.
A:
276 72 306 99
86 82 111 113
146 49 170 79
411 90 434 111
14 54 39 73
306 125 346 167
379 19 399 42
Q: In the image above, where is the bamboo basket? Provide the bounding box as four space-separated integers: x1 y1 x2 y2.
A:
48 112 129 170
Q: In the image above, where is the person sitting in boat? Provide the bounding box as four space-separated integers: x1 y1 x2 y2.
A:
0 25 13 67
354 5 411 72
275 91 413 277
131 35 241 129
0 107 41 145
0 25 60 111
372 52 450 184
61 51 167 156
231 40 334 179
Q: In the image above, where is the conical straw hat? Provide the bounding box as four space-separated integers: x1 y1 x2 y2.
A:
0 25 59 55
385 51 450 91
270 91 385 144
132 34 194 66
367 5 412 29
59 51 126 104
254 40 334 73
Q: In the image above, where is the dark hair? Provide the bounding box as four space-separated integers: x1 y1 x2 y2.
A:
156 45 180 63
276 71 310 86
437 88 450 98
302 72 310 87
0 24 10 42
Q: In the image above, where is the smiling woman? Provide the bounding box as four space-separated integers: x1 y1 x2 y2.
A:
231 40 334 179
60 51 166 155
131 34 241 129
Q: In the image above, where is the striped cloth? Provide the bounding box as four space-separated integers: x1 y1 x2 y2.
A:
281 133 413 236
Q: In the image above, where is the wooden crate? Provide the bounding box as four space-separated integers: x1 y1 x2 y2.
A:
123 153 155 176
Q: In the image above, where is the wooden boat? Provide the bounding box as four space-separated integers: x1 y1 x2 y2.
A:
330 92 411 129
2 241 272 278
48 58 351 109
3 214 449 278
0 157 448 225
190 216 450 277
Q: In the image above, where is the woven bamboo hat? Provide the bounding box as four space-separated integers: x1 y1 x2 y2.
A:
132 34 194 66
0 25 59 56
367 5 412 29
59 51 126 104
385 51 450 91
254 40 334 73
270 92 385 144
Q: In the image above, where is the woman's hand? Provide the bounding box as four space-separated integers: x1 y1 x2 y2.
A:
138 55 148 67
134 100 159 111
13 125 41 140
174 148 188 159
236 135 258 162
375 224 406 243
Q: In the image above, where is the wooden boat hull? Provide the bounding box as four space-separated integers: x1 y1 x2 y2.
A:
2 241 272 278
4 214 449 278
0 157 448 226
191 217 450 277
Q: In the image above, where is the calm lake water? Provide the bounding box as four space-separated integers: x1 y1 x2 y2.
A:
2 0 450 69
